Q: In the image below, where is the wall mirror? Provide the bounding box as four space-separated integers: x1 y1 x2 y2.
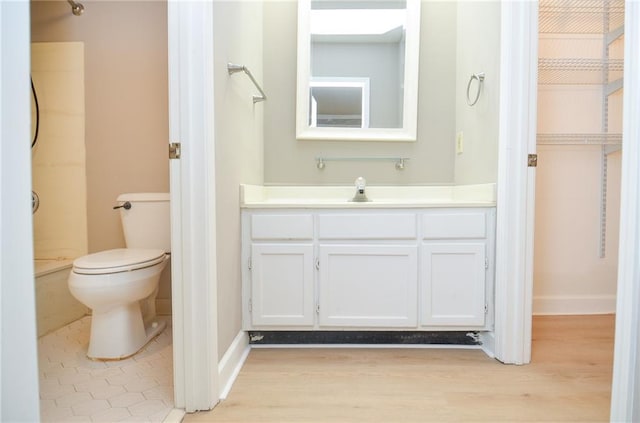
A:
296 0 421 141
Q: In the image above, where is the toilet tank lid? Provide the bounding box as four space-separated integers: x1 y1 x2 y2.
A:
117 193 169 202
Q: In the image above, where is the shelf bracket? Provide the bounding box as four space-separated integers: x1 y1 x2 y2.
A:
606 25 625 45
606 78 624 96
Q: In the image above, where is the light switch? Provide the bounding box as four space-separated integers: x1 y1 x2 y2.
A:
456 132 464 155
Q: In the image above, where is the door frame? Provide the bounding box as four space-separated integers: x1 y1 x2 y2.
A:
167 0 219 412
164 0 640 416
492 0 538 365
610 1 640 419
0 1 41 420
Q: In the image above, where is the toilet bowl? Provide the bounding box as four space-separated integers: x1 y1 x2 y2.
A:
68 193 171 360
69 248 168 360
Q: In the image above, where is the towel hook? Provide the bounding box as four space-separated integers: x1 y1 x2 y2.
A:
466 72 485 106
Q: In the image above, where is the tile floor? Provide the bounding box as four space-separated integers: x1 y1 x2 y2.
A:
38 316 174 422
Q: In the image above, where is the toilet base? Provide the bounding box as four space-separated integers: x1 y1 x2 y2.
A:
87 302 167 360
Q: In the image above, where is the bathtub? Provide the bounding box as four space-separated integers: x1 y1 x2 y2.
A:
35 259 88 337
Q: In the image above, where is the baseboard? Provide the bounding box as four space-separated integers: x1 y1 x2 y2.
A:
162 408 185 423
533 295 617 315
218 331 250 400
479 331 495 359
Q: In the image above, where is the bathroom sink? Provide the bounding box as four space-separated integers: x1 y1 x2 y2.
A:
240 184 496 208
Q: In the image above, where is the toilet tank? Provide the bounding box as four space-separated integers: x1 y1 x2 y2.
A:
116 193 170 252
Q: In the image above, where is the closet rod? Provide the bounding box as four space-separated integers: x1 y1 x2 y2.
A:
227 63 267 103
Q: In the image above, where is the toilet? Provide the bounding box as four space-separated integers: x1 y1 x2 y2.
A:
68 193 170 360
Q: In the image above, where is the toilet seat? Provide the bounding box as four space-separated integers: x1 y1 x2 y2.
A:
73 248 166 275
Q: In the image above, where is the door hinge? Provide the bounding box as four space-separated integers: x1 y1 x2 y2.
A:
248 256 252 270
315 258 320 270
169 142 181 160
484 303 488 314
484 258 489 269
248 299 252 312
316 303 320 314
527 153 538 167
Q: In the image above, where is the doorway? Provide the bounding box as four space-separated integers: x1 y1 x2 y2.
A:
533 0 623 319
30 1 175 421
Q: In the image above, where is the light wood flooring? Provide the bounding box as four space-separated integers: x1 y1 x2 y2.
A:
184 315 615 422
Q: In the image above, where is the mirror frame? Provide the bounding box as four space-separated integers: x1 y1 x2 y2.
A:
296 0 421 142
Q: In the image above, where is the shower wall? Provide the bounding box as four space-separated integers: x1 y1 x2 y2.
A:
31 42 89 335
31 42 88 260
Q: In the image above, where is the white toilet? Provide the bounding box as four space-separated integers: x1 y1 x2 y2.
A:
68 193 170 360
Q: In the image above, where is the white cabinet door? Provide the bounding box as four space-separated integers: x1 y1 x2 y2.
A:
319 245 418 327
421 243 486 327
251 244 315 327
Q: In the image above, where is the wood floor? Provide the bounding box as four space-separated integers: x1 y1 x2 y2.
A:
183 315 615 422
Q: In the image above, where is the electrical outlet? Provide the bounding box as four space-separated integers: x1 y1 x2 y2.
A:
456 132 464 155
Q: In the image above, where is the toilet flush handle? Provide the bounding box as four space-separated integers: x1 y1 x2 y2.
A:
113 201 132 210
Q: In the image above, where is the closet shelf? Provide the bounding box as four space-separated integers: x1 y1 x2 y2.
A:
539 0 624 34
537 133 622 145
538 58 623 84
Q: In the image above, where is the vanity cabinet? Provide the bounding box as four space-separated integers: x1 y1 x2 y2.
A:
318 245 418 327
420 211 489 327
247 214 315 327
317 213 418 327
250 243 314 326
420 243 486 326
242 208 495 332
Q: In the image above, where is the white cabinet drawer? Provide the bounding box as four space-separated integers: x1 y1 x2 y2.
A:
319 214 417 240
422 212 486 239
251 214 313 240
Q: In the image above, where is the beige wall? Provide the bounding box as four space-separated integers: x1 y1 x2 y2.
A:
213 1 265 355
262 1 457 185
31 1 171 308
31 42 88 260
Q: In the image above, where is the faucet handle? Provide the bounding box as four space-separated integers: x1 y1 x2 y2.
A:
355 177 366 191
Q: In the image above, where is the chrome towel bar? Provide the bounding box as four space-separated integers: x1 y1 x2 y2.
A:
227 63 267 103
316 157 409 170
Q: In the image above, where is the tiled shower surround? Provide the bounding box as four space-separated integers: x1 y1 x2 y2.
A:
38 317 174 422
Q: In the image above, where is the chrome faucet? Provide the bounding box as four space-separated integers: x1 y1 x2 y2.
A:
352 177 369 202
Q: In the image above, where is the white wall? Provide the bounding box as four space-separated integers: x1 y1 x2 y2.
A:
534 146 621 314
213 0 264 356
533 30 623 315
263 0 458 185
453 1 501 184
